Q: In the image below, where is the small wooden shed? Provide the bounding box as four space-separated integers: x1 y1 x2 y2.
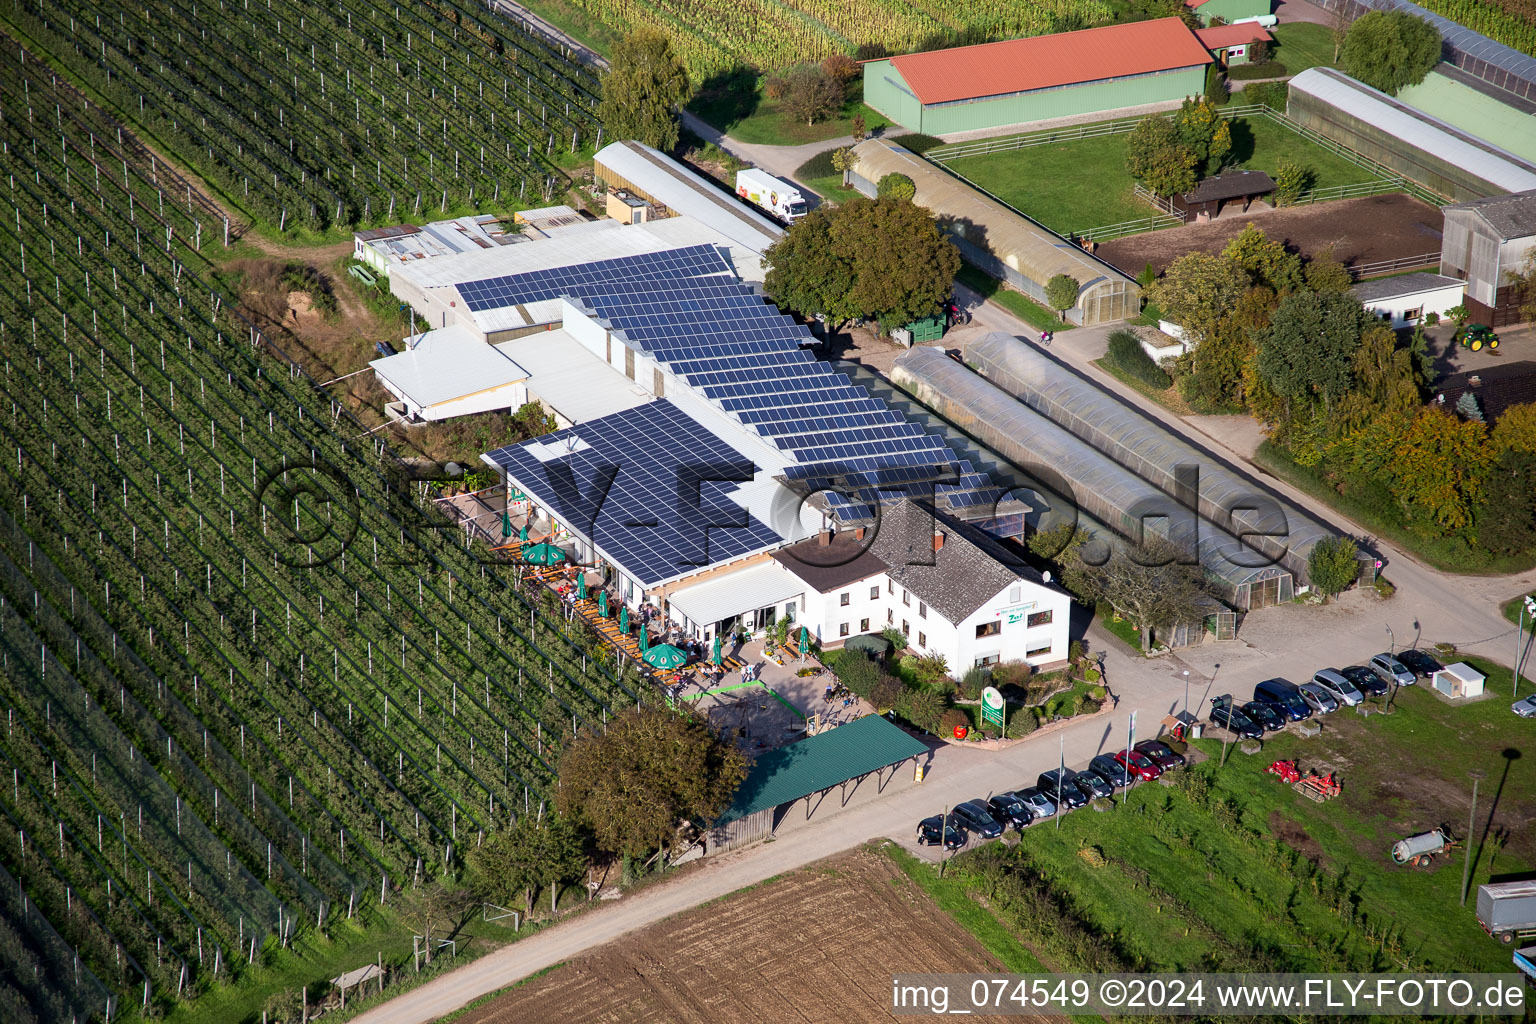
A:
1171 171 1276 223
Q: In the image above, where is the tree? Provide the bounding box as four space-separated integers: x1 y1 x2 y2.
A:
1303 246 1354 293
513 400 555 438
1479 448 1536 555
1341 11 1442 96
470 812 587 913
1205 64 1229 105
1125 115 1198 197
1066 536 1207 651
1222 224 1303 294
1354 406 1493 532
1150 250 1249 347
1174 96 1232 174
1271 161 1314 206
765 196 959 330
822 53 860 85
1248 36 1271 63
1256 289 1368 417
876 172 916 201
780 64 844 126
1334 323 1420 433
1307 535 1359 599
556 704 748 857
1456 391 1485 422
905 688 947 732
830 146 855 185
1184 313 1253 410
1330 1 1350 63
598 29 690 151
850 113 867 143
1045 274 1080 316
1503 245 1536 324
397 881 476 968
1492 402 1536 455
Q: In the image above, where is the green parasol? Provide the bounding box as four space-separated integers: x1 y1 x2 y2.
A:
599 591 610 618
639 623 649 653
576 574 588 601
518 522 530 544
711 634 723 666
618 605 628 635
799 626 809 656
642 644 688 670
521 543 566 566
501 510 512 539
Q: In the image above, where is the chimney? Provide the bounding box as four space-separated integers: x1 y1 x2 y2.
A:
1469 375 1482 387
818 528 832 547
933 530 946 552
854 527 866 541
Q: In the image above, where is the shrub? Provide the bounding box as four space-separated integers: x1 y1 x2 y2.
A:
1007 706 1038 735
1136 262 1157 289
1244 81 1289 110
876 172 916 201
1374 576 1396 599
889 132 943 155
1272 161 1314 207
826 649 880 697
869 675 904 712
1227 60 1287 80
906 689 947 732
1089 685 1106 701
821 54 859 83
991 660 1032 688
1307 535 1360 599
796 148 840 179
1424 311 1440 326
939 708 971 735
1077 846 1107 867
959 666 988 700
1105 328 1172 389
1204 65 1229 105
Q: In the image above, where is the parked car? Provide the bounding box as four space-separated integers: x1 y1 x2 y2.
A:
1241 700 1286 732
987 792 1033 830
1298 680 1340 714
1513 695 1536 719
1088 754 1131 788
1368 652 1416 688
951 800 1005 839
1313 668 1364 707
1342 664 1388 698
1016 787 1058 819
1037 769 1088 810
1209 697 1263 739
1396 649 1441 679
1135 739 1186 771
916 814 965 850
1253 678 1312 721
1072 767 1115 800
1114 747 1162 781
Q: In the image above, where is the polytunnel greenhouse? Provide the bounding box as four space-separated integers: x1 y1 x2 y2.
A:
965 333 1335 590
893 346 1299 611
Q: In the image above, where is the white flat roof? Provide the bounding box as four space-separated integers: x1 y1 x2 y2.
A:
595 141 784 254
495 328 652 424
667 561 805 624
370 324 529 408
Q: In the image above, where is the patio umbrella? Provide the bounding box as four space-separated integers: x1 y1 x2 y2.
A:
521 543 565 566
599 591 610 619
639 623 649 653
576 574 588 601
642 644 688 670
518 522 529 544
799 626 809 658
618 605 628 635
501 510 512 539
711 634 723 666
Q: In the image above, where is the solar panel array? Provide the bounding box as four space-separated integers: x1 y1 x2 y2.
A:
455 244 735 312
485 402 783 586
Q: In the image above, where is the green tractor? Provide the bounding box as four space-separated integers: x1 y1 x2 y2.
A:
1458 323 1499 351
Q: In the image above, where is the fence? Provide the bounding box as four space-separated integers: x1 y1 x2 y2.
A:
1347 251 1441 279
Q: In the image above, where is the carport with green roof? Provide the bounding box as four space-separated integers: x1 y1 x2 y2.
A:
708 715 929 853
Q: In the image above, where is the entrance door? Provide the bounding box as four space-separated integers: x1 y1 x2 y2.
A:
1249 576 1283 610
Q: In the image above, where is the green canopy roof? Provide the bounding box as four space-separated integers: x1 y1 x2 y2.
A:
714 715 928 826
843 634 890 657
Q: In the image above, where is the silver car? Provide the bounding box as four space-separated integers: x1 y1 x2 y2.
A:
1513 695 1536 718
1298 680 1340 713
1313 669 1364 707
1368 653 1415 688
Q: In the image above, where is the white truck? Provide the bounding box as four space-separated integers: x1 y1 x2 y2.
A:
735 168 807 224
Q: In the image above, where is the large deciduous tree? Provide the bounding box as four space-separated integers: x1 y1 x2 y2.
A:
598 29 691 151
1340 11 1442 95
1174 96 1232 175
1125 115 1198 197
1221 225 1303 294
556 704 748 858
1256 289 1369 417
469 812 587 913
1044 274 1080 315
1150 250 1249 348
1306 535 1359 599
1478 448 1536 556
1063 536 1208 651
765 196 959 330
780 64 845 126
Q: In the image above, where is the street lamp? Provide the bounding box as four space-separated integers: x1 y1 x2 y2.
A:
1516 596 1536 700
1182 670 1190 717
1461 769 1487 906
1385 624 1395 656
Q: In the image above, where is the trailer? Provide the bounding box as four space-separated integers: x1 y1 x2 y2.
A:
1515 945 1536 983
736 168 807 224
1390 828 1459 868
1477 881 1536 945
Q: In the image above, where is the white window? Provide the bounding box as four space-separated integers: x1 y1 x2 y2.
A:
1027 644 1053 659
975 653 1000 667
1009 585 1022 604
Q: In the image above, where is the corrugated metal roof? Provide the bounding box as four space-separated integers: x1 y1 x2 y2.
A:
1289 67 1536 195
1351 272 1464 302
594 141 783 254
1442 188 1536 239
888 19 1211 106
848 138 1139 305
1195 24 1272 49
715 715 928 825
369 324 529 408
667 562 805 625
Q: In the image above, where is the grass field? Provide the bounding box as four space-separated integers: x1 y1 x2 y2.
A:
688 75 894 145
957 263 1073 332
924 658 1532 976
1269 22 1339 76
944 113 1380 236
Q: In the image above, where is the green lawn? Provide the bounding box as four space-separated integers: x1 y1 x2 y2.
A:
687 74 894 146
925 661 1531 976
956 263 1072 332
944 113 1379 236
799 173 864 204
1269 21 1339 76
1504 591 1536 625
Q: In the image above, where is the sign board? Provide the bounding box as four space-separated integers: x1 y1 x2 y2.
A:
980 686 1005 728
993 601 1038 623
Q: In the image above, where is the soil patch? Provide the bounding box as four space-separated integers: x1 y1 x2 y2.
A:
1268 809 1326 866
1096 193 1444 277
458 846 1037 1024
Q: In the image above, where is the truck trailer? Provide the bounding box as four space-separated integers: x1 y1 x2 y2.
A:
736 169 807 224
1477 881 1536 944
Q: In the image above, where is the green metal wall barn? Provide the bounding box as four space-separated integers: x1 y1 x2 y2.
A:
862 19 1212 136
1185 0 1272 26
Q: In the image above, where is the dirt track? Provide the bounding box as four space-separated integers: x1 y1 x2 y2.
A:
1096 193 1444 277
457 847 1036 1024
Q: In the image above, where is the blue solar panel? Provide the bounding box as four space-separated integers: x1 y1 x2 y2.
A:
458 245 735 312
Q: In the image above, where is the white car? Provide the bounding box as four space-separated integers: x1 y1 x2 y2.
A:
1514 695 1536 718
1313 669 1364 707
1368 653 1415 688
1298 681 1340 714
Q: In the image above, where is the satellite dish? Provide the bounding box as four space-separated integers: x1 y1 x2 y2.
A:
1042 571 1052 583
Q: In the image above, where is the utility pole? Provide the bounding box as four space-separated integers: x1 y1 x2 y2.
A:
1461 769 1486 906
1515 596 1535 700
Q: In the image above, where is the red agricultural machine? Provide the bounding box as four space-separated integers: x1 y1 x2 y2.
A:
1266 759 1342 802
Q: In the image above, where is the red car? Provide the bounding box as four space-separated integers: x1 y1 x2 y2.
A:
1134 739 1186 772
1114 747 1161 781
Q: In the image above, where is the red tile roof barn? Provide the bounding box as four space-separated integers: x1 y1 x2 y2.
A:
1195 23 1274 48
887 18 1213 105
